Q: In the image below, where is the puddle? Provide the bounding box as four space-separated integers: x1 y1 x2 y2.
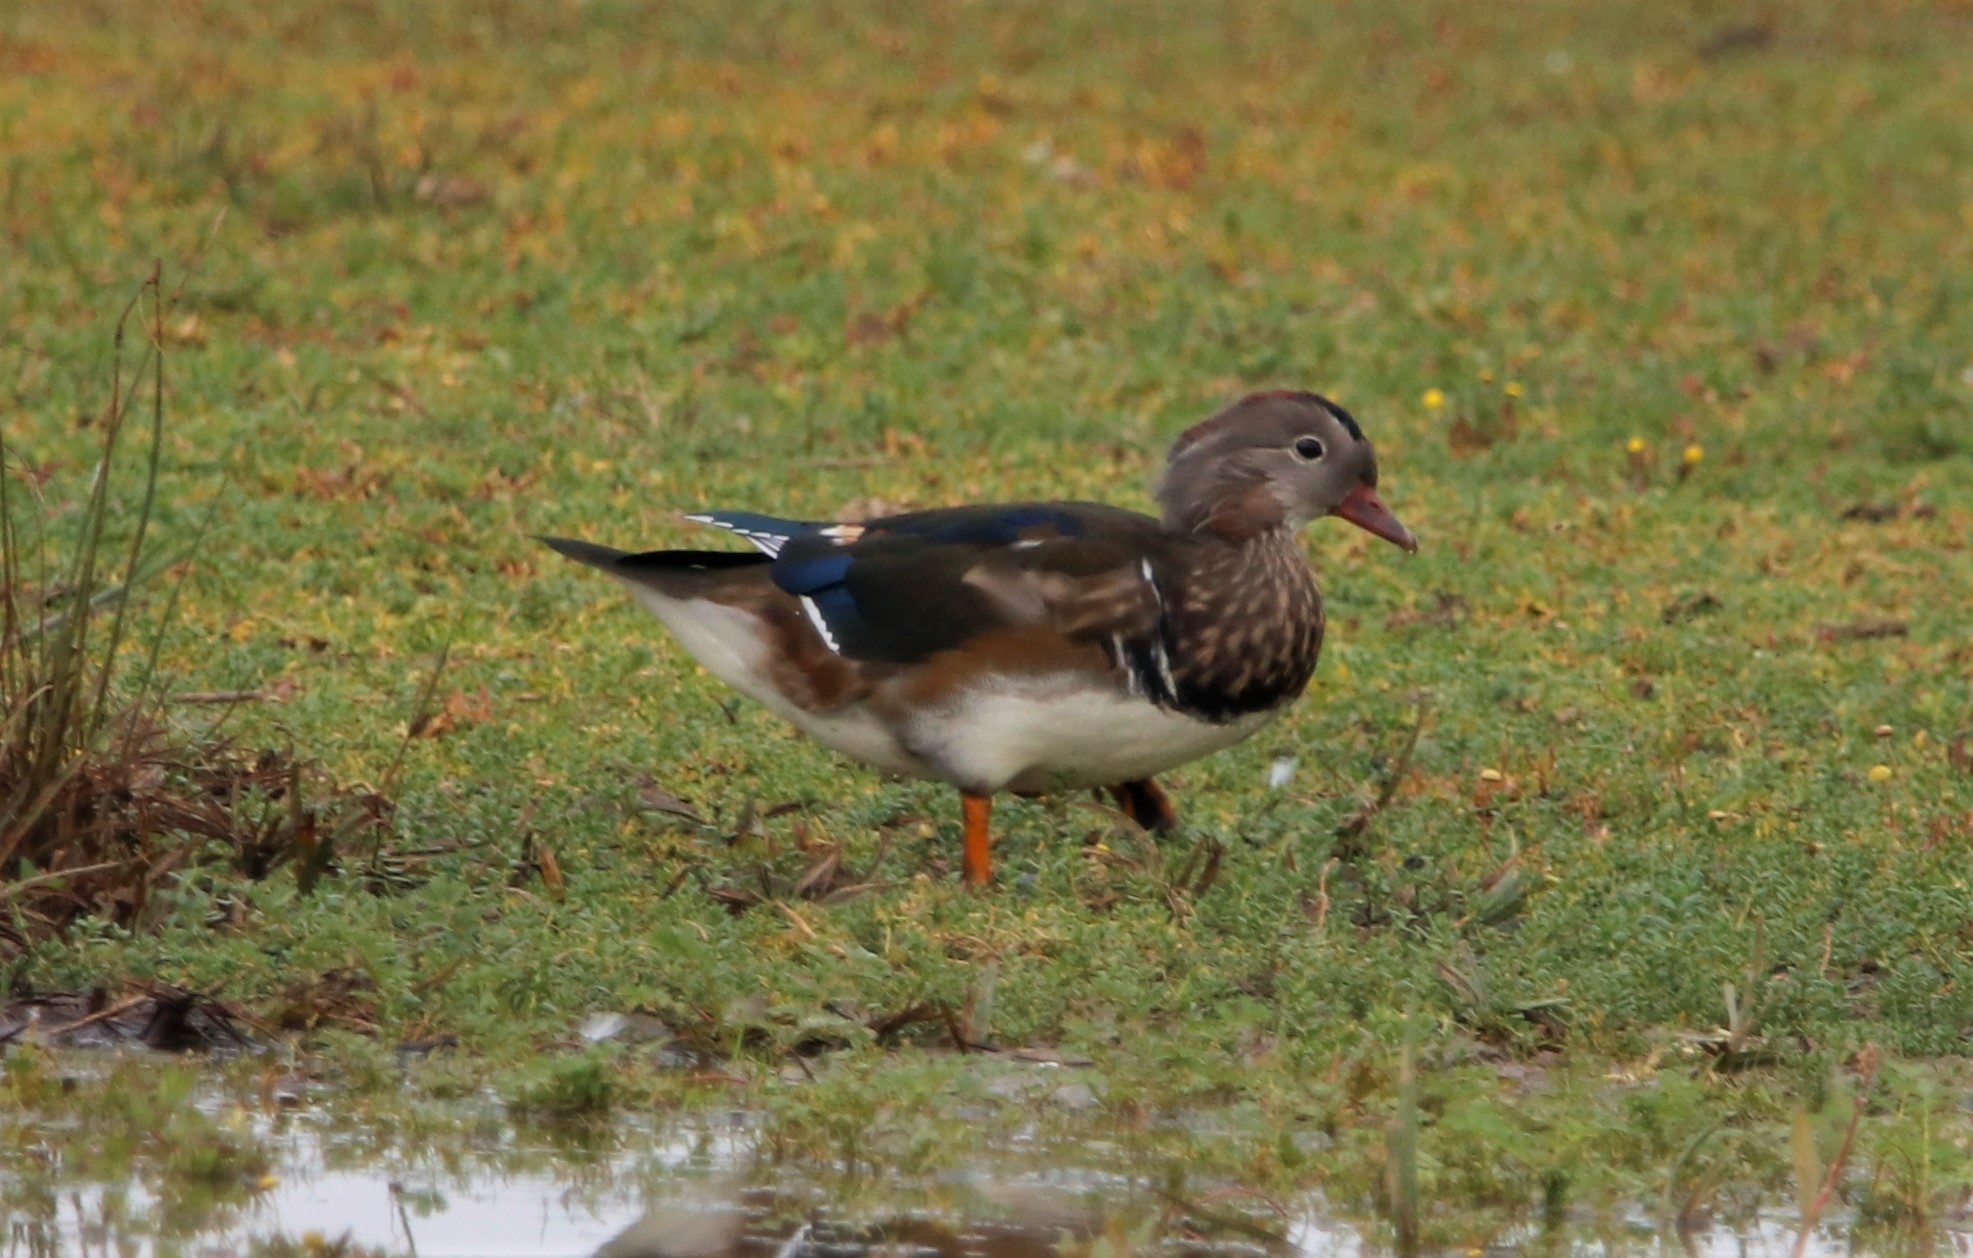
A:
3 1148 1895 1258
6 1108 1330 1258
1 1055 1959 1258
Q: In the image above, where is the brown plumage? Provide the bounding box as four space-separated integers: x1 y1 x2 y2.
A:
541 389 1417 885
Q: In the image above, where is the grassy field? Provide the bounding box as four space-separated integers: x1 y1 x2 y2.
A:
5 0 1973 1244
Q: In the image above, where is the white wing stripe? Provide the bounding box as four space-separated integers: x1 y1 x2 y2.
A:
684 514 787 558
798 595 841 653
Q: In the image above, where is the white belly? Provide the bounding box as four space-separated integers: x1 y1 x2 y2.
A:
623 582 1275 793
906 677 1277 794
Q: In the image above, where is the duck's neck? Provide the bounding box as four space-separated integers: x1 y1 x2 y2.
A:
1161 479 1289 541
1162 528 1325 723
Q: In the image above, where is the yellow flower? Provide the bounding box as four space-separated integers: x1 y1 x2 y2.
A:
1867 764 1892 783
1478 768 1504 782
1626 436 1646 454
1683 443 1704 465
1504 381 1525 398
1478 368 1495 383
1422 387 1446 410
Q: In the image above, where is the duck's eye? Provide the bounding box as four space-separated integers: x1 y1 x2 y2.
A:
1292 436 1325 461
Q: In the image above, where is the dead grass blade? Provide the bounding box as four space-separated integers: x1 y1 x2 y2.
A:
1389 1015 1421 1258
1335 694 1431 859
1790 1045 1881 1258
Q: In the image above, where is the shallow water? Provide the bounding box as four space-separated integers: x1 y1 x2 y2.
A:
0 1061 1955 1258
8 1107 1324 1258
2 1150 1883 1258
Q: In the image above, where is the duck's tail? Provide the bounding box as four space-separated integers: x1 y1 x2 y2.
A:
536 536 769 597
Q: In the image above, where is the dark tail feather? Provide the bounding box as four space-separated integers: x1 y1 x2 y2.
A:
537 535 631 569
536 535 770 595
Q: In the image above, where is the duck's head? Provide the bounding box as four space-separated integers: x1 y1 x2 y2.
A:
1158 390 1418 551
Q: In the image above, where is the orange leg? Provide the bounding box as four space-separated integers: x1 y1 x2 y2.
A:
1107 778 1180 832
960 792 993 887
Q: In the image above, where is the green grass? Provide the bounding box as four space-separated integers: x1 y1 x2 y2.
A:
5 0 1973 1245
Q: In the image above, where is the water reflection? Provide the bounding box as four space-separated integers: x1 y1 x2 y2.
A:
4 1097 1323 1258
2 1080 1958 1257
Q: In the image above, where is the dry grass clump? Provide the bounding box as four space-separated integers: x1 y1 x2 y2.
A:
1 271 386 953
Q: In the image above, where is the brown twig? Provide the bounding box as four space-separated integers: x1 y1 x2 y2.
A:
938 1002 976 1053
1311 857 1337 930
410 956 467 995
1817 619 1908 644
1335 696 1431 852
1190 1183 1292 1220
772 899 816 938
0 861 127 902
42 995 148 1038
802 455 892 468
168 208 229 306
1790 1044 1881 1258
382 645 451 795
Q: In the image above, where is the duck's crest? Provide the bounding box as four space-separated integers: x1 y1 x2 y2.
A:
1167 390 1363 463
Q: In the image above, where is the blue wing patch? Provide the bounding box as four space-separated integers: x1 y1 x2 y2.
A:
768 549 860 652
701 502 1111 660
771 549 853 595
883 505 1087 546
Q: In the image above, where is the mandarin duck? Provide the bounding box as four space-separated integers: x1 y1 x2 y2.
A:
542 390 1416 886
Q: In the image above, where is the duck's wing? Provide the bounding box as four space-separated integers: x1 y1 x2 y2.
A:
765 501 1180 700
678 510 848 558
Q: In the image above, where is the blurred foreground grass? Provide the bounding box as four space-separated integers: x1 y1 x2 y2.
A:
4 0 1973 1235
